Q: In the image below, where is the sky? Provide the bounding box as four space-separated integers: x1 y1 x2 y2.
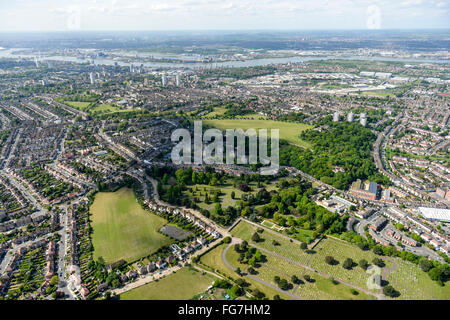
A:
0 0 449 31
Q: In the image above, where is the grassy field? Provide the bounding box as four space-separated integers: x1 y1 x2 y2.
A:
120 267 216 300
202 119 312 149
230 220 448 299
232 220 379 290
90 188 173 264
385 260 450 300
64 101 91 111
64 101 137 115
203 107 267 120
203 107 227 118
231 220 311 265
359 90 396 98
200 243 236 278
225 245 376 300
199 243 293 300
309 238 382 291
184 179 279 212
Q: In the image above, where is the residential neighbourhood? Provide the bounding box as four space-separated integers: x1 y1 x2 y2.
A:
0 21 448 303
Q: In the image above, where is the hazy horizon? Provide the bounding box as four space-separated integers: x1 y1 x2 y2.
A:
1 0 449 32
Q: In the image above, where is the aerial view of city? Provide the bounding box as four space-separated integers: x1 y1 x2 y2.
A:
0 0 449 308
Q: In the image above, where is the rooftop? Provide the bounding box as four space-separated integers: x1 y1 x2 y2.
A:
418 207 450 222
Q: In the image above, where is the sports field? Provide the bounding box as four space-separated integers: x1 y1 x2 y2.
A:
90 188 173 264
202 119 312 149
120 267 216 300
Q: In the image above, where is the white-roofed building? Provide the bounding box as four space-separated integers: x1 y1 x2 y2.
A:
418 207 450 223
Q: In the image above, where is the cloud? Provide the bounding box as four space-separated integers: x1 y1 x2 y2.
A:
400 0 423 7
0 0 449 31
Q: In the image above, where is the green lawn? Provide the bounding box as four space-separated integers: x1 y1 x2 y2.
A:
120 267 216 300
359 90 396 98
231 220 311 265
230 221 446 299
203 107 227 118
185 179 279 212
385 259 450 300
91 103 118 113
200 243 236 278
225 245 376 300
64 101 91 111
202 119 312 149
90 188 173 264
232 220 378 290
203 107 267 120
309 238 382 291
199 243 293 300
63 101 138 115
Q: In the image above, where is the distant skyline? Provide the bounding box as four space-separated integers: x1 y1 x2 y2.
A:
0 0 449 32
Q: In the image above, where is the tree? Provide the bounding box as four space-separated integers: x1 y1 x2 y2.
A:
252 288 265 299
373 245 383 255
342 258 354 270
300 242 307 250
214 203 223 215
162 173 169 185
274 276 280 283
235 267 241 276
358 242 368 251
304 274 311 282
235 278 246 287
325 256 335 265
273 294 281 300
248 267 256 275
49 275 58 287
278 279 290 290
213 279 231 289
383 285 400 298
254 250 262 262
372 257 385 268
428 267 446 283
291 275 299 284
419 259 433 273
251 232 261 242
359 259 369 270
231 191 235 199
230 285 242 297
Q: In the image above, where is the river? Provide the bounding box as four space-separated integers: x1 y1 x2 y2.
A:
0 48 448 70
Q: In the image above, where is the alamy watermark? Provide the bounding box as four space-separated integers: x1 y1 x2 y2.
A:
171 121 279 175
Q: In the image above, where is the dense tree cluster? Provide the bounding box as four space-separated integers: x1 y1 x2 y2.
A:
257 179 345 237
280 122 390 190
234 241 265 268
277 112 308 123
